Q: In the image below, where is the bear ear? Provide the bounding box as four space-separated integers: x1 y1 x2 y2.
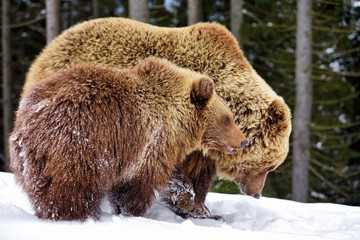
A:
191 77 214 107
265 98 292 137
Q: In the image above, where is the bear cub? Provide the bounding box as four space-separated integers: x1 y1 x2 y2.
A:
9 58 247 221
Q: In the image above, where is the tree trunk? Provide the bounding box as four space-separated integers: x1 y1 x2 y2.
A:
46 0 60 43
293 0 313 203
93 0 99 19
230 0 243 47
2 0 12 171
129 0 149 23
187 0 203 25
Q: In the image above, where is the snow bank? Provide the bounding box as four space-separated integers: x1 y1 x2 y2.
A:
0 172 359 240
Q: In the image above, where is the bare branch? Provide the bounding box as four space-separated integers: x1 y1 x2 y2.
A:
309 165 350 198
311 120 360 130
315 90 360 105
0 15 46 29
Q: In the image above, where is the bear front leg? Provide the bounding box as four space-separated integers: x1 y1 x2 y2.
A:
157 168 197 218
162 169 220 219
160 151 221 219
108 179 157 217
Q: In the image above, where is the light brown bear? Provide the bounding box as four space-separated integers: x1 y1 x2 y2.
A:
9 58 246 221
21 17 291 218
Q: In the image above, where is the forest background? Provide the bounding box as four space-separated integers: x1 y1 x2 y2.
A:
1 0 359 206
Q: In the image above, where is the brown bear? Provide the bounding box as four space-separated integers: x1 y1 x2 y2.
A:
9 58 246 221
21 17 291 218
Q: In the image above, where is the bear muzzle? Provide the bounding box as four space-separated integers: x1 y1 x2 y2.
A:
238 182 263 199
225 140 249 154
235 169 268 199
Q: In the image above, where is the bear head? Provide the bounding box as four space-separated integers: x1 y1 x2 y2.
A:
216 97 292 198
190 77 248 155
133 57 248 157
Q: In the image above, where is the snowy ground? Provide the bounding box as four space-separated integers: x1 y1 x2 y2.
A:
0 172 359 240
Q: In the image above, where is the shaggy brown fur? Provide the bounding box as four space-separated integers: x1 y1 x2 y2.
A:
21 17 291 217
9 58 245 221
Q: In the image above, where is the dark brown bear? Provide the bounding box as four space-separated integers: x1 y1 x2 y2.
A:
9 58 246 221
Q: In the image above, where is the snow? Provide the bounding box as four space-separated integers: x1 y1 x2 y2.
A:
0 172 359 240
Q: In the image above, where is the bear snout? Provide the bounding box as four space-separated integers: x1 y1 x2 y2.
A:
238 181 263 199
233 139 249 151
236 169 269 199
225 127 248 153
225 140 248 154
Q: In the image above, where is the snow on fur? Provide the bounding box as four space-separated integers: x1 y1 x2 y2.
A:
0 172 359 240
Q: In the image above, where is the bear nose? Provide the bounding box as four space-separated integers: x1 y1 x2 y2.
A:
253 193 261 199
240 140 248 149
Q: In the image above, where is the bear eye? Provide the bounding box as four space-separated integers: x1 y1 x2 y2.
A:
224 117 230 126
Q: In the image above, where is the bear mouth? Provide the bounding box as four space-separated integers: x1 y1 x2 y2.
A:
226 141 248 154
226 145 235 154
